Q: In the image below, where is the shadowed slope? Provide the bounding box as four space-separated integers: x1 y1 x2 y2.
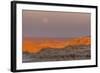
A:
23 45 91 63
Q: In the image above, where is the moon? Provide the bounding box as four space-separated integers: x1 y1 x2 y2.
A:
42 18 49 24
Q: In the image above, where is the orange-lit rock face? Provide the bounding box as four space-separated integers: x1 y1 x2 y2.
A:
22 36 91 53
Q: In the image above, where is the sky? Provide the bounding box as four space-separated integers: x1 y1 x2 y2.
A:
22 10 90 38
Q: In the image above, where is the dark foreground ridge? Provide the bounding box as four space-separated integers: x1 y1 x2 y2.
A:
22 45 91 63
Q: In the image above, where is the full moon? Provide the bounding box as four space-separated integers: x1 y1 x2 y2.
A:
43 18 49 24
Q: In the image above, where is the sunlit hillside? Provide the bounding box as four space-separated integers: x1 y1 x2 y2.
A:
22 36 91 53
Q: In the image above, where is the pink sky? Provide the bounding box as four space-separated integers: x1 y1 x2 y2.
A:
22 10 90 38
